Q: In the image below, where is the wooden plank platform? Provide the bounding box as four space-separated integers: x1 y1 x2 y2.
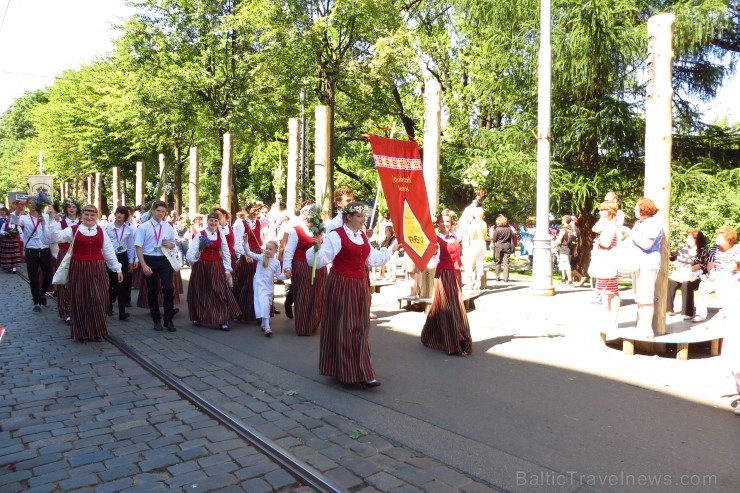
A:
600 326 724 360
398 290 487 313
369 280 397 294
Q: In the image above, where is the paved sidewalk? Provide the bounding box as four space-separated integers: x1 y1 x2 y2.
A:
0 270 501 493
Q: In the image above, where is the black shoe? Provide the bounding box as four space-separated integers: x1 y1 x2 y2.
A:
192 320 200 326
164 320 176 332
119 313 130 321
153 322 163 331
64 317 70 324
285 303 293 319
33 304 41 312
360 380 381 389
273 308 281 314
39 295 47 306
219 324 230 331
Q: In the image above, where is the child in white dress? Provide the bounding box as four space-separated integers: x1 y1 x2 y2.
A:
243 240 287 336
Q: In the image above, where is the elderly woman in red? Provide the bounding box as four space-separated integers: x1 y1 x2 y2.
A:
50 205 122 342
307 201 397 388
421 212 473 356
282 204 327 336
186 213 240 331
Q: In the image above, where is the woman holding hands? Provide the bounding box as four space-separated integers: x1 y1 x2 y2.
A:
186 213 241 331
307 202 397 388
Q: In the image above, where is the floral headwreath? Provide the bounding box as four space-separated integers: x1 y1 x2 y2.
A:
435 208 457 223
341 203 369 215
61 197 83 216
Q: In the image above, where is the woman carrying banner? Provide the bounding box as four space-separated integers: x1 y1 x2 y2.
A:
421 211 473 356
282 204 327 336
307 201 397 388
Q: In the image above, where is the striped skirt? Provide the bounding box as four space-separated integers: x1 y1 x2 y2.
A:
596 277 619 295
0 235 22 269
420 269 473 355
235 258 257 322
69 258 110 342
187 259 241 325
292 259 326 336
55 246 72 319
137 273 181 308
319 273 374 383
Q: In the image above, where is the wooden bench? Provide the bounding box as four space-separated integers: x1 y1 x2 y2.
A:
369 280 397 294
398 290 486 312
600 327 724 360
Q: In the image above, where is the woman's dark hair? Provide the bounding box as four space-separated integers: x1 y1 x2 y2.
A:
381 225 396 248
115 206 130 221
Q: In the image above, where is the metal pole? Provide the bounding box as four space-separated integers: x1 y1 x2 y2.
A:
531 0 554 296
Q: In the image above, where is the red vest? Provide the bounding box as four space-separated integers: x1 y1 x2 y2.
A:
71 225 104 261
330 227 370 279
293 226 314 262
222 225 235 257
243 219 262 251
199 230 223 262
437 236 462 270
59 218 76 250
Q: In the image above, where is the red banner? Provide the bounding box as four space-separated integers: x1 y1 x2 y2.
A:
367 135 437 271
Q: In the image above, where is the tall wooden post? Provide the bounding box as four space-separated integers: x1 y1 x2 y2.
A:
63 182 69 201
220 133 233 213
86 176 93 205
645 14 675 336
158 153 167 202
135 161 145 207
94 172 102 213
287 118 301 212
112 167 121 209
315 106 332 212
189 147 199 215
422 80 443 299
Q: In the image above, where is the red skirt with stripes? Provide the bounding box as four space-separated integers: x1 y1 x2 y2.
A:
187 258 241 324
55 246 72 319
235 257 257 322
596 277 619 295
420 269 473 355
69 258 110 342
136 273 181 308
0 235 22 269
319 272 374 383
292 259 327 336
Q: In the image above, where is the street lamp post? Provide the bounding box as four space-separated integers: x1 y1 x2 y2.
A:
531 0 555 296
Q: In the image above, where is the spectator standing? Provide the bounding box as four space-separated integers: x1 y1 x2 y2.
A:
693 226 740 323
666 230 707 319
491 215 514 283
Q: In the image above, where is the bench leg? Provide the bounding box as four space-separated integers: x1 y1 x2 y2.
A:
676 343 689 361
623 339 635 356
711 338 721 356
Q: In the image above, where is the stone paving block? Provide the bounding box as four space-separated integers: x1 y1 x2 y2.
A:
392 464 434 487
459 482 502 493
67 449 113 467
112 441 150 457
240 477 273 493
275 435 304 450
148 432 186 449
27 468 70 488
339 455 383 478
329 433 358 448
264 468 298 489
166 469 209 488
389 486 425 493
430 466 473 488
359 434 395 452
367 471 406 491
254 422 289 440
0 448 38 464
205 437 248 454
95 477 135 493
350 442 380 458
168 458 202 475
177 444 210 461
186 473 240 492
140 452 181 472
99 463 142 482
142 444 180 459
59 473 99 490
15 451 63 471
321 444 348 461
324 466 365 490
234 460 280 480
421 480 460 493
355 487 384 493
202 458 240 475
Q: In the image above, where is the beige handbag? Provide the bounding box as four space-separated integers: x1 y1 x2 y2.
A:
52 229 79 286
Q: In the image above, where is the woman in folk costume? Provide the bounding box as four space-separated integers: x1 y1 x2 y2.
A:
243 239 287 336
307 201 397 388
49 205 122 342
0 204 22 273
420 212 473 356
234 202 269 323
282 204 327 336
53 198 82 323
186 213 241 331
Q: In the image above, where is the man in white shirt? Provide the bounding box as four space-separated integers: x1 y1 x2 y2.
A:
19 203 53 311
104 206 138 321
135 201 178 332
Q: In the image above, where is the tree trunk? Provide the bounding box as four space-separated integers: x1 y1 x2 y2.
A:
173 145 182 214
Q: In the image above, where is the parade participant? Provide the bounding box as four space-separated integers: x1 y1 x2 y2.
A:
421 212 473 356
325 186 354 233
53 198 82 322
591 202 622 332
462 207 488 290
626 197 663 336
244 239 287 336
103 206 137 321
49 205 122 342
0 205 22 273
135 200 178 332
233 202 267 323
307 201 396 388
490 215 514 283
186 213 240 331
282 204 327 335
20 196 53 311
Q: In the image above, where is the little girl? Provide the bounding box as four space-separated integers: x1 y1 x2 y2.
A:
243 240 287 336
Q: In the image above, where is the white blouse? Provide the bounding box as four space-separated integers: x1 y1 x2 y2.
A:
306 225 393 270
186 228 232 272
49 223 122 273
